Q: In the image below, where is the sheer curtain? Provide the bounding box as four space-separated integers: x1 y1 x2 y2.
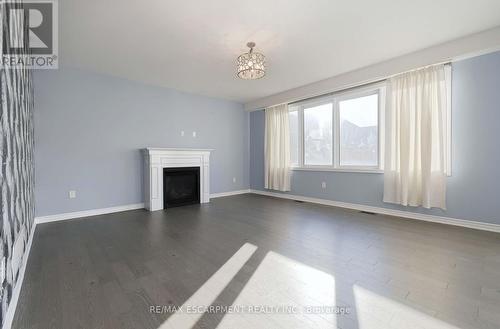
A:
265 104 291 191
383 64 450 209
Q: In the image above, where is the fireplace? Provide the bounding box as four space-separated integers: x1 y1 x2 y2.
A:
143 148 212 211
163 167 200 208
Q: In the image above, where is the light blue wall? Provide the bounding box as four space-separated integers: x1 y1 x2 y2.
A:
35 68 249 216
250 51 500 225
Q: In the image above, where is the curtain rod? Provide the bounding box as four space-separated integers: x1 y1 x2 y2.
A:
285 61 451 107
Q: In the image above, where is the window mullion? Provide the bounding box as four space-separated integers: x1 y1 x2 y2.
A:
299 107 304 167
333 99 339 169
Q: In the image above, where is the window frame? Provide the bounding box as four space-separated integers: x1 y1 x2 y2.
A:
289 83 386 173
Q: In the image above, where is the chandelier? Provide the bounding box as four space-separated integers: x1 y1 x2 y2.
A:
237 42 265 80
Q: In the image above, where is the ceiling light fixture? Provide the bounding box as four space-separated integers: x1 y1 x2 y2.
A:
237 42 265 80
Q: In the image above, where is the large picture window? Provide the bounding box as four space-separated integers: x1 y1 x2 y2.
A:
289 84 385 172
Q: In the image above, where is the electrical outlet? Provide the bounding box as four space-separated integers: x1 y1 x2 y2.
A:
321 182 327 189
192 131 197 137
232 177 236 183
69 190 77 199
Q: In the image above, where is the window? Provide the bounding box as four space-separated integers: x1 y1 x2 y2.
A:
304 103 333 165
289 84 385 172
338 93 379 168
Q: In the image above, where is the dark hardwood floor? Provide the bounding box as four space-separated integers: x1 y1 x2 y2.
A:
12 194 500 329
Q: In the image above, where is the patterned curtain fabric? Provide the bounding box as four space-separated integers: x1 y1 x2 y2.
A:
264 104 291 191
383 65 449 209
0 2 35 325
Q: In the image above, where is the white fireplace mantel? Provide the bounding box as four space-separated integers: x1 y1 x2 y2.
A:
143 148 213 211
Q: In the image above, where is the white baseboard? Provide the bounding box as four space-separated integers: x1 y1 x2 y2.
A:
249 189 500 233
35 203 145 224
34 192 256 225
3 222 36 329
210 189 251 198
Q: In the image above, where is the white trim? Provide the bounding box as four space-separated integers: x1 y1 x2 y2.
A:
2 222 36 329
34 203 145 224
144 147 215 154
249 189 500 233
143 148 212 211
291 167 383 174
293 95 336 109
290 84 386 173
210 189 251 198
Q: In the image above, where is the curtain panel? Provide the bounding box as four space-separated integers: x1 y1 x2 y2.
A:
383 64 450 209
264 104 291 191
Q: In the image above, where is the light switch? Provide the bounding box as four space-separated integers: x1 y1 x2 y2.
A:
321 182 327 189
192 131 197 137
69 190 77 199
181 131 185 136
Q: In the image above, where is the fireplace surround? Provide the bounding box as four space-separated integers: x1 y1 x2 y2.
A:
143 148 212 211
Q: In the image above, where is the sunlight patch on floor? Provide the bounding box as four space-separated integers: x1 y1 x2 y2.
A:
158 243 257 329
353 285 461 329
216 251 338 329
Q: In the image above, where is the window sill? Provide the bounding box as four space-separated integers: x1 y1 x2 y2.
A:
291 167 383 174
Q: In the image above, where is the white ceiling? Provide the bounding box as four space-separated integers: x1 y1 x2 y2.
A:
60 0 500 103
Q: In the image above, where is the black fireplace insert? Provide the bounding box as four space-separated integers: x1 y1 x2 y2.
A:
163 167 200 208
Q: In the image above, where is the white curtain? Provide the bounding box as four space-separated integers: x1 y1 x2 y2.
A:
265 104 291 191
383 64 450 209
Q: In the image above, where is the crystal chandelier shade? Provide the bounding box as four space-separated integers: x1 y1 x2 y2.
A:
237 42 265 80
